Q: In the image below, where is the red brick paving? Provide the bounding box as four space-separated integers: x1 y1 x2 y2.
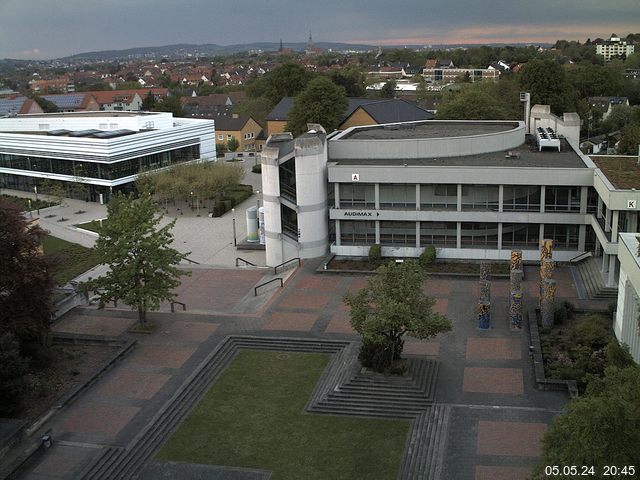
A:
424 279 453 296
433 298 448 314
262 311 319 332
96 370 171 399
296 276 341 291
404 341 440 357
278 293 331 310
52 315 135 337
170 269 264 312
466 337 521 360
471 281 510 298
61 404 140 436
163 321 219 343
325 313 356 334
346 276 368 293
130 345 196 369
476 420 547 457
31 445 93 477
475 466 532 480
463 367 524 394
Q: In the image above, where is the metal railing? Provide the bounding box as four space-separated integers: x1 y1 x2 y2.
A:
274 257 301 275
236 257 257 267
170 300 186 312
183 257 200 265
568 251 593 263
254 278 283 296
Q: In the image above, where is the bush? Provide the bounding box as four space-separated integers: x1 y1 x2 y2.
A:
368 244 382 269
574 314 610 349
0 333 30 417
211 201 227 217
252 164 262 174
358 338 404 373
419 245 436 267
554 300 576 325
606 340 635 368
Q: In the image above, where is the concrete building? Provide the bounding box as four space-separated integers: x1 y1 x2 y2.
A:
260 107 640 299
596 34 635 62
614 233 640 363
0 111 215 202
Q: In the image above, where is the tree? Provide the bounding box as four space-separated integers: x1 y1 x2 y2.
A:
330 66 367 97
234 96 273 126
246 62 313 106
532 366 640 478
153 95 184 117
0 199 55 362
0 333 30 417
618 124 640 155
87 194 189 326
31 95 58 113
227 137 239 152
141 91 157 110
344 260 452 372
380 79 397 98
437 82 520 120
519 58 575 114
286 76 348 136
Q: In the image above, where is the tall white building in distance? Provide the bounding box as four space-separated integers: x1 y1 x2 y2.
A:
596 34 635 62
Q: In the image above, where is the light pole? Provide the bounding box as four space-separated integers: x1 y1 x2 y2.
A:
28 198 32 218
256 190 260 210
232 207 237 246
109 185 113 202
34 185 38 202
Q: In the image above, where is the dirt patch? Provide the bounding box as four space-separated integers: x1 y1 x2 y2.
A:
22 343 119 421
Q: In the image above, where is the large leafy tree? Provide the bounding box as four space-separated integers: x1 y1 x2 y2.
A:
286 76 348 136
532 365 640 478
246 62 313 106
519 57 576 114
88 194 188 325
344 260 452 372
0 199 55 359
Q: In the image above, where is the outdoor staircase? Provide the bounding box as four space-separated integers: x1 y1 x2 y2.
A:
574 257 618 300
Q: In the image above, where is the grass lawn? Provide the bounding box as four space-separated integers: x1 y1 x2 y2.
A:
75 219 109 233
157 350 410 480
41 235 101 284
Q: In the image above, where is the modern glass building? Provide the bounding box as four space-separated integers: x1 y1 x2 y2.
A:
0 111 215 201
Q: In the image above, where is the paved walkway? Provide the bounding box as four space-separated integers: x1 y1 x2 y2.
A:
8 259 605 480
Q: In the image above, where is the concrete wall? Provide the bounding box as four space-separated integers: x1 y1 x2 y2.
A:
616 233 640 363
261 145 284 266
529 105 581 148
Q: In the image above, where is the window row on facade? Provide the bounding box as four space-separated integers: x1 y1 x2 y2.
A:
337 183 597 213
0 145 200 180
338 220 585 250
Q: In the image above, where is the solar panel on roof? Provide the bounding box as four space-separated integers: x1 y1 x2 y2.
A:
42 94 84 109
68 129 101 137
91 129 135 139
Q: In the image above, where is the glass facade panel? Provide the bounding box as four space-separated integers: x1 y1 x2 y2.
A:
279 158 296 202
461 185 499 211
420 184 457 210
339 183 375 208
420 221 457 247
545 224 579 249
340 220 376 245
545 186 580 212
587 187 598 214
502 185 541 211
461 222 499 248
501 223 540 248
379 184 415 209
281 204 298 239
380 221 416 246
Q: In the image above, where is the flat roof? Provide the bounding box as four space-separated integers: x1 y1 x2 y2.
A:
341 121 519 140
330 136 587 169
17 111 157 118
591 156 640 189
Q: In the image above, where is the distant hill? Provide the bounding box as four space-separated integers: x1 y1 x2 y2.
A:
57 41 552 62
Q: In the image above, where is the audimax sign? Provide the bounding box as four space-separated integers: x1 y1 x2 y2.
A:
342 210 380 217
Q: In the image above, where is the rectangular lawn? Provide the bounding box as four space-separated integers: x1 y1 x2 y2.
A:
157 350 410 480
42 235 101 284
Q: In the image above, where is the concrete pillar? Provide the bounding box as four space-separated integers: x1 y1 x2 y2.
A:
261 145 284 267
335 220 341 246
611 210 619 240
334 183 340 208
457 184 462 212
580 186 588 214
605 207 611 232
629 211 638 233
374 183 380 210
597 197 603 219
608 254 617 287
456 222 462 249
498 185 504 213
497 223 503 250
578 224 586 251
415 184 420 211
375 220 380 244
415 222 420 248
539 224 545 243
540 185 546 213
602 252 608 274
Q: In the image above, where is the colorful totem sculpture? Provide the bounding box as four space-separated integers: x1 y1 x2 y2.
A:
478 301 491 329
541 279 557 328
478 262 491 328
510 290 523 329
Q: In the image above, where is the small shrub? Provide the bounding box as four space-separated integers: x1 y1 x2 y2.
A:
419 245 436 267
358 338 404 373
368 244 382 269
553 300 575 325
211 201 227 217
252 164 262 174
606 340 635 368
574 314 611 349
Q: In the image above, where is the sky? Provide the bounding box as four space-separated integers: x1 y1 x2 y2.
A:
1 0 638 60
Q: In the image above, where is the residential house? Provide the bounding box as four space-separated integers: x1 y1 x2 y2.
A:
181 92 246 119
588 96 630 119
41 93 100 112
215 115 263 152
87 88 169 111
0 96 44 116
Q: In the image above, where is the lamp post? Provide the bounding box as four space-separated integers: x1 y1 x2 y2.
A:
109 185 113 202
232 207 237 246
28 198 32 218
34 185 38 202
256 190 260 210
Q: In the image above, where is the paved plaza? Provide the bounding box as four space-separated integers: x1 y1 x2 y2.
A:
2 183 612 479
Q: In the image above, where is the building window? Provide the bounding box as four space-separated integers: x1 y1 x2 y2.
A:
339 183 375 208
587 187 598 214
502 185 541 211
379 184 415 209
461 185 499 211
227 134 233 140
420 222 457 247
380 221 416 246
340 220 376 245
461 222 499 248
279 158 296 202
281 204 298 240
218 135 223 141
502 223 539 248
420 184 457 210
544 186 581 212
545 224 579 249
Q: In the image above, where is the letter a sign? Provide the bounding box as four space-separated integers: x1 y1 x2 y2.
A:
351 173 360 181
